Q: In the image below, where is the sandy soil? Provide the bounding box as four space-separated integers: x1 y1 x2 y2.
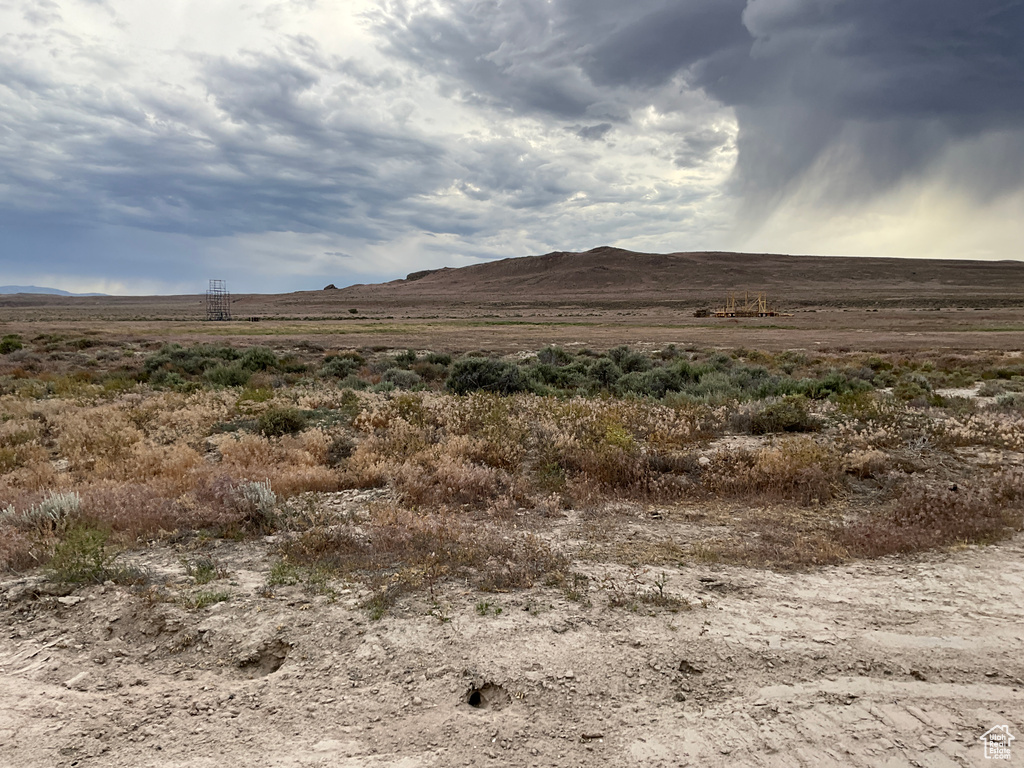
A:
2 497 1021 768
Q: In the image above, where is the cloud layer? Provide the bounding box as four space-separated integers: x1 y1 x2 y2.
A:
1 0 1022 293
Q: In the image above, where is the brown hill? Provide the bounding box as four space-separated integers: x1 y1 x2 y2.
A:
336 246 1024 308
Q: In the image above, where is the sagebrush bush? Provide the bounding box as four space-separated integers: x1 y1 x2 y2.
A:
894 373 932 401
609 346 652 374
241 347 279 371
382 368 422 389
144 343 240 377
447 357 530 395
538 346 573 366
0 334 24 354
232 479 277 532
588 358 623 388
749 396 818 434
258 406 308 436
12 491 83 534
320 355 360 379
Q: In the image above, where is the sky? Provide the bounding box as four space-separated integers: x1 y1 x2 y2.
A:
1 0 1023 294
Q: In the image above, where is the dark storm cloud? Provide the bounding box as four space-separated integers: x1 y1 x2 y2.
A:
573 123 613 141
712 0 1024 202
582 0 748 88
377 0 1024 202
373 0 619 119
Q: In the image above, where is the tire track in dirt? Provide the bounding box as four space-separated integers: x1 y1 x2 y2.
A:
1 536 1022 767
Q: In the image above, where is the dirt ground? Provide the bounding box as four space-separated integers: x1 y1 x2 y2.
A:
2 492 1021 768
2 305 1024 357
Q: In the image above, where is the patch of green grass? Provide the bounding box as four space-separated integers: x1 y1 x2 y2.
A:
360 582 405 620
266 559 301 586
475 600 503 616
182 556 226 585
265 559 335 597
47 523 148 586
181 590 231 610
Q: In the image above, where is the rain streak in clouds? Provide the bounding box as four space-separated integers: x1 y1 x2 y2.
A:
1 0 1023 293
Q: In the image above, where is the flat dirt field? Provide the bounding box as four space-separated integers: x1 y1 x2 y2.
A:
1 250 1023 767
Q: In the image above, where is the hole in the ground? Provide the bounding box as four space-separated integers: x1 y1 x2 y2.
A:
237 639 292 678
465 682 510 710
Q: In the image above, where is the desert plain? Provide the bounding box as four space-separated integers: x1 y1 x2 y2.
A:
1 249 1023 767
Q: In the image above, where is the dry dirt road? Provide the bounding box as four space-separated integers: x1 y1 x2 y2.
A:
2 520 1022 768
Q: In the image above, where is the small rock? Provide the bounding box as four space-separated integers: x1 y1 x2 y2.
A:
412 696 423 706
64 671 91 690
698 456 711 467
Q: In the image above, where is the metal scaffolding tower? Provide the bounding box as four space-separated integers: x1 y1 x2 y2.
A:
205 279 231 321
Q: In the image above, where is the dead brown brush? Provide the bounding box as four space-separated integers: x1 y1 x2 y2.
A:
281 503 568 594
844 472 1024 557
702 437 844 505
0 526 41 571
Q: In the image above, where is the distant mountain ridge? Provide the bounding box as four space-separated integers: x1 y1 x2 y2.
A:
333 246 1024 307
0 285 107 297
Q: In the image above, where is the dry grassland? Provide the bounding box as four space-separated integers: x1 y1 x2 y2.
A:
2 281 1024 767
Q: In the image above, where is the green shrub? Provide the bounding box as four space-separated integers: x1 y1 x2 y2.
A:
205 363 252 387
688 370 740 402
425 351 451 365
149 370 189 390
337 374 368 390
749 396 819 434
528 361 588 391
258 407 308 436
706 352 734 371
608 346 652 373
993 393 1024 412
617 368 680 399
240 346 278 371
232 479 278 531
0 335 23 354
144 343 240 377
21 491 81 534
182 590 231 610
182 556 226 585
797 371 867 399
894 373 932 401
394 349 417 366
320 356 360 378
48 524 117 584
537 346 572 366
447 358 530 395
411 361 447 381
589 358 623 388
383 368 423 389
